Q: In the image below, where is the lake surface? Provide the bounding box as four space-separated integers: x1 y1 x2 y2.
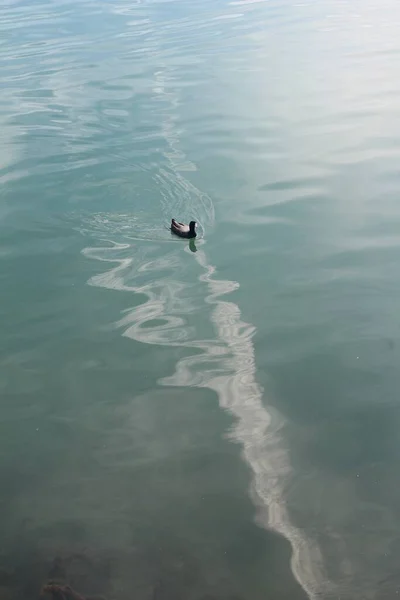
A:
1 0 400 598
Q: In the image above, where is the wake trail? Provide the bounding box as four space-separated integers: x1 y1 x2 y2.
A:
81 56 331 600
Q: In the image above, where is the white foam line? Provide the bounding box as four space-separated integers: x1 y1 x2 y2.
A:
82 235 330 598
150 59 330 597
191 249 332 599
81 42 333 598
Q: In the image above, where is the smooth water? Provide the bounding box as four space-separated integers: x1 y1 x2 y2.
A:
2 0 400 598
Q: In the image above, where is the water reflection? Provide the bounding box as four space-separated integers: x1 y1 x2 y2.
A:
81 46 328 600
83 210 331 600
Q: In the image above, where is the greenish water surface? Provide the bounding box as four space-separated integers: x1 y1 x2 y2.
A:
1 1 400 599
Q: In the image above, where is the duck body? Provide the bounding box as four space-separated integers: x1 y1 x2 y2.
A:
171 219 197 239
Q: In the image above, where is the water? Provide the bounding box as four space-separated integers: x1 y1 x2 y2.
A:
1 0 400 598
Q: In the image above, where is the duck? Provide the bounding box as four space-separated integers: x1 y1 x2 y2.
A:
170 219 197 239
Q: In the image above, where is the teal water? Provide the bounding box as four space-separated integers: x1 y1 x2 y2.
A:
2 0 400 598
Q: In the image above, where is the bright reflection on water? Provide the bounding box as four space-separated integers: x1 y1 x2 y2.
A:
2 0 400 598
80 35 324 599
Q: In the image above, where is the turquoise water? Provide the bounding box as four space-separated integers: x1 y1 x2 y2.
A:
2 0 400 598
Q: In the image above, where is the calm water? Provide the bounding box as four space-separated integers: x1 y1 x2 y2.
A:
1 0 400 598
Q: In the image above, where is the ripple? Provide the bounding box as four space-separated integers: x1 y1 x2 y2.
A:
79 24 331 596
3 0 400 595
83 225 328 599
